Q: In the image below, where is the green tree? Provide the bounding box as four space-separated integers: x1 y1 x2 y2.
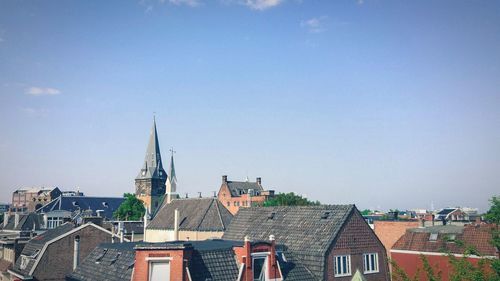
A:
263 192 320 207
113 193 146 221
361 209 372 216
485 196 500 276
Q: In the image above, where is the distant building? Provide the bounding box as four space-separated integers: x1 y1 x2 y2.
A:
217 175 274 215
135 118 167 214
373 220 420 260
144 197 233 242
36 195 124 228
223 205 390 281
8 222 121 281
11 187 62 212
391 224 499 281
435 207 480 224
108 221 144 242
0 204 9 214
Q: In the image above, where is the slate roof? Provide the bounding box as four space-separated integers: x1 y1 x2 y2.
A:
2 213 44 231
189 248 239 281
147 198 233 231
223 205 355 280
36 195 124 220
226 181 264 197
136 118 167 181
67 242 137 281
392 224 499 256
11 223 76 277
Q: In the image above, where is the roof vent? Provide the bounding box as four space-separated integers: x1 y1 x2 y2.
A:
95 249 108 264
127 260 135 269
429 233 438 241
321 211 331 219
267 212 276 220
109 253 121 265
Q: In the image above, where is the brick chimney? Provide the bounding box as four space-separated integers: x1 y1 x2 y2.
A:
222 175 228 183
256 177 262 185
3 213 8 228
174 209 179 241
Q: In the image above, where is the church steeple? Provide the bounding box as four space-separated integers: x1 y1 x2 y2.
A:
135 118 167 213
165 149 178 204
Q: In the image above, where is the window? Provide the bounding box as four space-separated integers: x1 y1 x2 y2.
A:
363 253 379 274
227 201 230 207
429 233 438 241
47 217 63 229
334 255 351 277
252 254 268 281
148 260 170 281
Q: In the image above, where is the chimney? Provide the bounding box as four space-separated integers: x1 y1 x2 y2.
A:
268 235 281 280
73 235 80 270
222 175 228 183
419 218 425 228
3 213 8 228
174 209 180 241
244 236 251 270
143 208 149 237
119 222 124 243
213 191 217 198
475 216 481 225
198 192 202 198
256 177 262 185
14 213 19 229
432 214 435 226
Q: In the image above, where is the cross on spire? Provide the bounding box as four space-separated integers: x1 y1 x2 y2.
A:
169 147 176 157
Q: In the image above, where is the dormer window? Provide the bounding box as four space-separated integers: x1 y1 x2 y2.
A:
142 171 146 176
321 211 331 219
72 201 79 207
251 253 268 281
102 202 109 208
429 233 438 241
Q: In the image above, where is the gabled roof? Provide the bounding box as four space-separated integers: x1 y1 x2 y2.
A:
225 181 264 197
392 224 499 257
67 242 137 281
36 196 124 220
10 222 119 279
136 118 167 181
2 213 44 231
222 205 355 280
147 198 233 232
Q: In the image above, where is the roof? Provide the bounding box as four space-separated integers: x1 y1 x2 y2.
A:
36 195 124 220
392 224 499 257
136 118 167 181
0 259 12 273
226 180 264 197
222 205 355 280
2 213 44 231
147 198 233 232
11 223 76 277
189 247 240 281
67 242 137 281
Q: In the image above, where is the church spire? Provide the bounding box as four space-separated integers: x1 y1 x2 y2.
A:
137 118 167 180
165 148 178 204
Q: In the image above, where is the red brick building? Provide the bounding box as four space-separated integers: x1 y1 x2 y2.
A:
217 175 274 215
373 220 420 259
391 224 499 281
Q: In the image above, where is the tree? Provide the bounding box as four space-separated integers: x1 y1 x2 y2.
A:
263 192 320 207
113 193 146 221
485 196 500 276
361 209 372 216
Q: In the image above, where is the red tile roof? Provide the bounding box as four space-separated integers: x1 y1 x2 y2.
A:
392 224 498 257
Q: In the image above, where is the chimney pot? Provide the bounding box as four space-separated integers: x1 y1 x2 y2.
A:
256 177 262 185
222 175 228 183
174 209 180 241
3 213 8 228
269 234 275 241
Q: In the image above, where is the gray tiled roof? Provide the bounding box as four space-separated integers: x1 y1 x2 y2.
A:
226 181 264 197
147 198 233 231
67 242 137 281
189 248 239 281
2 213 44 231
223 205 355 280
37 196 124 220
11 223 76 277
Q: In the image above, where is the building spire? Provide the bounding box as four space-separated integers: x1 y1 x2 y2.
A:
165 148 178 204
136 117 167 180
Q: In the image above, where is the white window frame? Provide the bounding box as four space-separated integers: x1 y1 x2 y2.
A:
363 253 379 274
251 252 269 281
147 257 172 281
334 255 351 277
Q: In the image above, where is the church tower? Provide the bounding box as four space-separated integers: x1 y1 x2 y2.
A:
165 150 179 204
135 118 167 213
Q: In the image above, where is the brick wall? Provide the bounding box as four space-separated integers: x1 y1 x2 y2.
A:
327 211 390 281
373 220 419 259
217 184 267 215
33 225 113 281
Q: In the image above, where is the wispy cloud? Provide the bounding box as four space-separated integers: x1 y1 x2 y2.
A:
230 0 283 10
26 87 61 96
20 107 50 117
301 16 328 33
164 0 201 7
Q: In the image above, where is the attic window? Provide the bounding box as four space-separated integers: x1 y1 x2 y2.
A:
72 201 79 207
321 212 331 219
95 249 108 264
429 233 438 241
102 202 109 208
267 212 276 220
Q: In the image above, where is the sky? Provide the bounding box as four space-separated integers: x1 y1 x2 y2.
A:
0 0 499 212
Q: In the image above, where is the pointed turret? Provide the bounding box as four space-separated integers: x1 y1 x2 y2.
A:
165 149 179 204
135 118 168 213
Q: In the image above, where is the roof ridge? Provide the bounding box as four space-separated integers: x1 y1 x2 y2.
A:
214 199 225 230
195 199 217 230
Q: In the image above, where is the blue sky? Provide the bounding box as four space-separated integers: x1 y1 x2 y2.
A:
0 0 499 211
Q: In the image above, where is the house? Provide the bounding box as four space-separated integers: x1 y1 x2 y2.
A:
108 221 144 242
68 236 315 281
223 205 390 281
0 213 45 281
8 222 122 281
373 220 420 260
11 188 62 213
35 195 124 228
217 175 275 215
391 224 499 281
144 197 233 242
434 207 480 224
